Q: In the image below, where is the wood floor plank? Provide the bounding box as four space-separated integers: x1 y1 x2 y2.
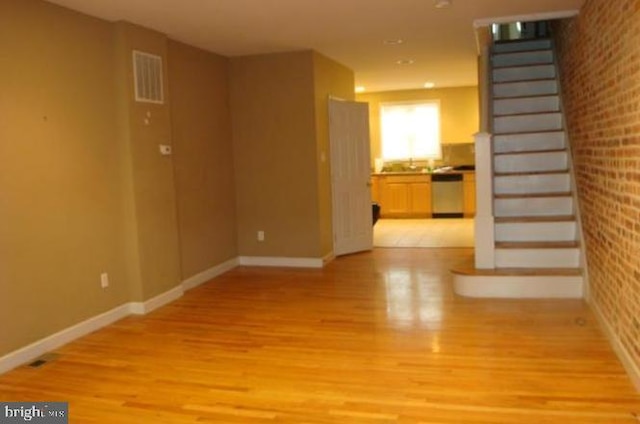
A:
0 248 639 423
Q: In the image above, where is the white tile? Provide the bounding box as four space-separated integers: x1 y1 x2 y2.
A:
373 219 474 248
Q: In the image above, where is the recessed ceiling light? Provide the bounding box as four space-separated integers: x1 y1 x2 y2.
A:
424 82 435 89
396 59 415 65
434 0 451 8
383 39 404 45
355 86 366 93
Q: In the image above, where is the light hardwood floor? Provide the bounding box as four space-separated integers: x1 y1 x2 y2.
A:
1 248 639 423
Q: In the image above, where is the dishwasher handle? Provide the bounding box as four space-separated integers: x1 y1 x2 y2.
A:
431 173 463 182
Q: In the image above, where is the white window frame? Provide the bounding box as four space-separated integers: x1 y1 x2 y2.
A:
379 100 442 162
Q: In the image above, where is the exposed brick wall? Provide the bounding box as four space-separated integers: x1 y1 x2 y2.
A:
553 0 640 373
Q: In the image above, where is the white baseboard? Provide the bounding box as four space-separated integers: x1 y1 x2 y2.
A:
181 257 239 291
0 303 131 375
591 302 640 392
0 284 182 375
322 251 335 264
129 284 184 315
238 256 324 268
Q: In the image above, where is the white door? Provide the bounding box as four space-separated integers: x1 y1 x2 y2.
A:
329 98 373 256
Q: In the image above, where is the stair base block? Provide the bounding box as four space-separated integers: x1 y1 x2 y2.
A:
452 268 583 299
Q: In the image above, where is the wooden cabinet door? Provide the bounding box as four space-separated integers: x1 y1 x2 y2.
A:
385 182 410 214
371 177 380 203
410 182 431 215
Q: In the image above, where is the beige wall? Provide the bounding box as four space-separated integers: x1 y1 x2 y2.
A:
168 41 238 278
0 0 234 357
554 0 640 378
0 0 354 359
311 52 356 256
0 0 131 353
229 51 322 258
115 22 182 302
357 86 479 165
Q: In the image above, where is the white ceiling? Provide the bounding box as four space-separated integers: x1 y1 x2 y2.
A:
46 0 584 92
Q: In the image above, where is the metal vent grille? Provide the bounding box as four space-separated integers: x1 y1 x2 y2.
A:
133 50 164 104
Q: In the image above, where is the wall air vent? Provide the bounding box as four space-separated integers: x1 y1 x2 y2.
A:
133 50 164 104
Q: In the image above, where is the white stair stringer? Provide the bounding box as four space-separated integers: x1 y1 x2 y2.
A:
453 37 584 299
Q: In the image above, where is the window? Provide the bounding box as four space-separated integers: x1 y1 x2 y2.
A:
380 101 441 161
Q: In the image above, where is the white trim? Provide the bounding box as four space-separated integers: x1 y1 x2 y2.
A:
591 302 640 392
453 274 583 299
181 258 239 291
322 251 335 264
129 285 184 315
238 256 324 268
0 303 131 375
473 10 580 29
0 282 189 375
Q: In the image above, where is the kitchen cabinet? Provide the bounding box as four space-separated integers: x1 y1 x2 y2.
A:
370 176 380 203
372 172 475 219
463 173 476 217
375 174 432 218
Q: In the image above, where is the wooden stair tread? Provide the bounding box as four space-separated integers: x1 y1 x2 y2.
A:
451 266 582 277
494 148 567 156
494 110 561 118
495 169 568 177
493 129 564 136
495 241 579 249
495 127 564 136
493 94 560 102
495 215 576 223
495 191 572 199
493 60 553 70
493 77 556 85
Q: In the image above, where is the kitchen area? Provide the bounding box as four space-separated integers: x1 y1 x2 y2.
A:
371 143 476 220
357 86 478 248
369 143 476 248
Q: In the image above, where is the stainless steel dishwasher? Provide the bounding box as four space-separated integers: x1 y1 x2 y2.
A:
431 173 464 218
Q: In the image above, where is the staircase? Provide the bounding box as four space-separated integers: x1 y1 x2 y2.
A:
453 37 584 298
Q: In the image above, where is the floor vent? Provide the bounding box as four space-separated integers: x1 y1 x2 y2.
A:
28 353 59 368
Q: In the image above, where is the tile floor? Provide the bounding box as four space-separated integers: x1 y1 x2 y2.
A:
373 218 474 248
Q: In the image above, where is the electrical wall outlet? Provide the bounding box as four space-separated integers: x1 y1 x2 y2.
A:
257 231 265 242
100 272 109 289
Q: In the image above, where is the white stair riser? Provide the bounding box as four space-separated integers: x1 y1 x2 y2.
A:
492 39 552 54
493 64 556 83
493 80 557 98
494 113 562 134
494 132 566 153
454 275 583 299
494 174 570 194
495 248 580 268
494 96 559 115
495 222 577 242
495 151 568 173
493 50 553 67
495 197 573 217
